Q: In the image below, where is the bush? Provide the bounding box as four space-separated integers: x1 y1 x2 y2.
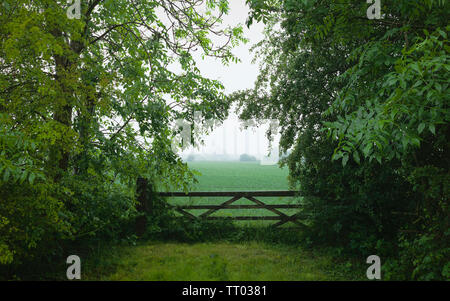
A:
0 174 138 280
384 232 450 280
0 181 67 267
383 166 450 280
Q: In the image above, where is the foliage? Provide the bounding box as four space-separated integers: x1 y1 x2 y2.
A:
0 0 244 273
239 0 449 280
0 180 65 266
326 26 449 166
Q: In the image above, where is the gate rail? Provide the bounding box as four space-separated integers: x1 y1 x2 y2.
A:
159 191 305 228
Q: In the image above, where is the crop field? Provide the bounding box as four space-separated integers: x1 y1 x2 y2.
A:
165 161 301 227
187 161 290 191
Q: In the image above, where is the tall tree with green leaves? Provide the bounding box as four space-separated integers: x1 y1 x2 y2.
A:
0 0 245 267
239 0 448 279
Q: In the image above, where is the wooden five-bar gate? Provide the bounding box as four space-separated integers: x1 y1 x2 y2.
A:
135 178 305 235
159 190 305 228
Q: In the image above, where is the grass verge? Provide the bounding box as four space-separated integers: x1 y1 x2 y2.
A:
82 241 366 281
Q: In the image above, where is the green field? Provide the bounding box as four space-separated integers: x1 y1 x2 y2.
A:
165 161 299 227
187 161 290 191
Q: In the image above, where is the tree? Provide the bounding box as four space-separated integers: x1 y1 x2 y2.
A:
239 0 449 279
0 0 245 267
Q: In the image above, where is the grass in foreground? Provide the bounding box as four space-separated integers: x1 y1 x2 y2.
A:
79 163 363 281
83 241 365 281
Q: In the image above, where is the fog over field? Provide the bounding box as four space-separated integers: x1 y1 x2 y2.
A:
177 1 279 161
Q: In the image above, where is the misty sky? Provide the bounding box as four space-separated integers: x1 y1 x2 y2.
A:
180 1 279 159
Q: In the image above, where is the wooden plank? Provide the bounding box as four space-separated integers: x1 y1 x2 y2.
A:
272 213 308 228
272 219 308 229
173 204 302 210
245 196 306 228
173 214 306 223
155 189 306 228
174 208 197 220
198 196 242 218
245 196 287 217
205 216 284 221
159 191 298 197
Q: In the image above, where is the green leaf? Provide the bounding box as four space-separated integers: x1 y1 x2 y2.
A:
29 173 36 185
19 170 28 184
429 124 436 135
353 151 361 165
3 168 10 182
411 137 421 147
375 154 382 164
363 144 372 157
342 155 349 167
418 123 426 134
332 152 343 161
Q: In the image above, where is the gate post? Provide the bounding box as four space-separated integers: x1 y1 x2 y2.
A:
136 177 152 236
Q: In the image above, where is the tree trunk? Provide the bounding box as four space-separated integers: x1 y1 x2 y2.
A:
136 178 152 236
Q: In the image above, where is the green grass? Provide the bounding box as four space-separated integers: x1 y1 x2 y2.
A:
80 162 365 281
187 161 290 191
83 241 364 281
